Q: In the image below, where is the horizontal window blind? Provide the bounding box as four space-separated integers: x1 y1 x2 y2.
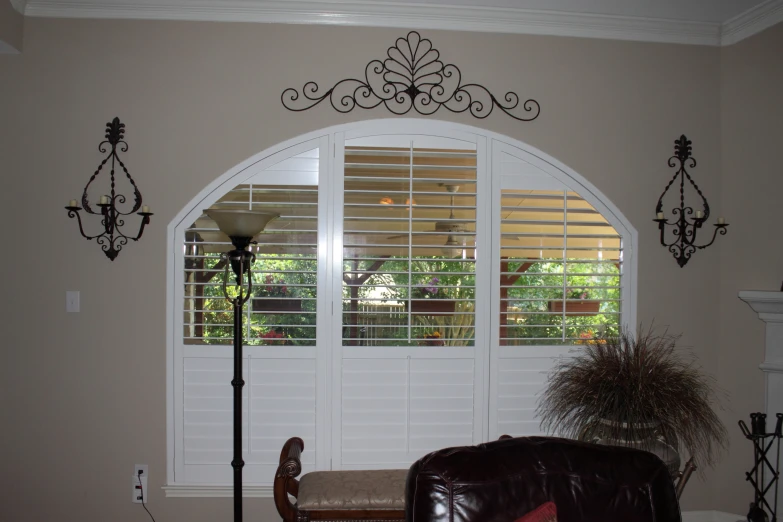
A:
342 142 477 347
183 150 318 346
499 189 621 345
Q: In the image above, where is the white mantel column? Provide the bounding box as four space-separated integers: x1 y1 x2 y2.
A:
739 291 783 512
739 291 783 417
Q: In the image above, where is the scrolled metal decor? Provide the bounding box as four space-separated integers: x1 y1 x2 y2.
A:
654 135 728 267
282 31 540 121
65 117 152 261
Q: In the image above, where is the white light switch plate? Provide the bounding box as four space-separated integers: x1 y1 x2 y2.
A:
66 291 80 313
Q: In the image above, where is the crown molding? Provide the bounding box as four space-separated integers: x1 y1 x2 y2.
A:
721 0 783 45
19 0 783 46
23 0 723 46
9 0 28 14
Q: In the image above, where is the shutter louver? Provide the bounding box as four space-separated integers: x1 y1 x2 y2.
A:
177 147 320 486
495 347 573 437
340 357 474 469
341 140 478 347
499 189 622 345
183 150 318 346
183 355 316 482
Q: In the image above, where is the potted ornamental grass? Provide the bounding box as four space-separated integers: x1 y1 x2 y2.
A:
537 326 728 476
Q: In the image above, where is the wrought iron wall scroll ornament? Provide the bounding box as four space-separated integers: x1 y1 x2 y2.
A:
653 135 728 267
282 31 540 121
65 117 153 261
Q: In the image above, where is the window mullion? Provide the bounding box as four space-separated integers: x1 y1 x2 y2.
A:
407 140 413 343
561 189 568 343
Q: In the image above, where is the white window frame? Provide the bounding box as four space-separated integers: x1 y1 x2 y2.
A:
165 119 637 497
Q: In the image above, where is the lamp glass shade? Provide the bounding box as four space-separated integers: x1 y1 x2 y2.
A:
205 209 279 239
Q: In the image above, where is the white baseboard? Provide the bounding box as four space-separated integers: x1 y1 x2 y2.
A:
682 511 744 522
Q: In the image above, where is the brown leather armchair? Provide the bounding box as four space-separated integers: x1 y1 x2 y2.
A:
405 436 682 522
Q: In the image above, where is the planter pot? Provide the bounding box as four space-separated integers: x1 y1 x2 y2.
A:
547 299 600 316
579 419 681 478
408 299 456 315
252 298 302 313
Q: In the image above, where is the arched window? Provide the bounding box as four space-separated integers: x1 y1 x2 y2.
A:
165 121 636 495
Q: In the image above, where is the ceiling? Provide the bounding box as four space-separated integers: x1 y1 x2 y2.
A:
11 0 783 46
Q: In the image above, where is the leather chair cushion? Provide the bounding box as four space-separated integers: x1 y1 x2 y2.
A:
297 469 408 510
405 436 681 522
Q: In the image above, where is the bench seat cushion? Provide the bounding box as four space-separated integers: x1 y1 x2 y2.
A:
297 469 408 511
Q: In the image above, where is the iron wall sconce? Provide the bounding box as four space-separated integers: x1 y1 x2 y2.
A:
654 135 728 267
65 117 153 260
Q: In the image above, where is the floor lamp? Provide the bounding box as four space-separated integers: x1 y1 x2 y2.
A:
205 209 279 522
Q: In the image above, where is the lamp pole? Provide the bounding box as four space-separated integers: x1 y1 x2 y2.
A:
205 209 279 522
222 247 254 522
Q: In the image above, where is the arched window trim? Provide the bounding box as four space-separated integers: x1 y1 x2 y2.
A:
165 119 637 496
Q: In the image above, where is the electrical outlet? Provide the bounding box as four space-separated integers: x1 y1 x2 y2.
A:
133 464 149 504
132 474 148 503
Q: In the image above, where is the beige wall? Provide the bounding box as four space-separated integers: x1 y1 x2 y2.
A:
0 15 755 521
714 21 783 515
0 0 23 52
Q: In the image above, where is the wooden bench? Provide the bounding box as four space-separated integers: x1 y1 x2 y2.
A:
274 437 407 522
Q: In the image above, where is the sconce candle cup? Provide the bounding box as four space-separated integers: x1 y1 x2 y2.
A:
65 117 152 261
654 135 728 267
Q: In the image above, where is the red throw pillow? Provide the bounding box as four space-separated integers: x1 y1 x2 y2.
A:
514 501 557 522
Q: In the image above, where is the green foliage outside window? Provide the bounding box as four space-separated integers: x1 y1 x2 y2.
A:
199 254 317 345
342 257 619 345
504 260 620 344
198 255 619 346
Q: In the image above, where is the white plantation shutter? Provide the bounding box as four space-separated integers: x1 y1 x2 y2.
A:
183 151 318 346
333 134 487 470
168 124 634 493
339 353 475 469
173 145 323 487
494 346 572 437
341 138 478 346
488 142 628 441
182 351 316 483
496 150 622 345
